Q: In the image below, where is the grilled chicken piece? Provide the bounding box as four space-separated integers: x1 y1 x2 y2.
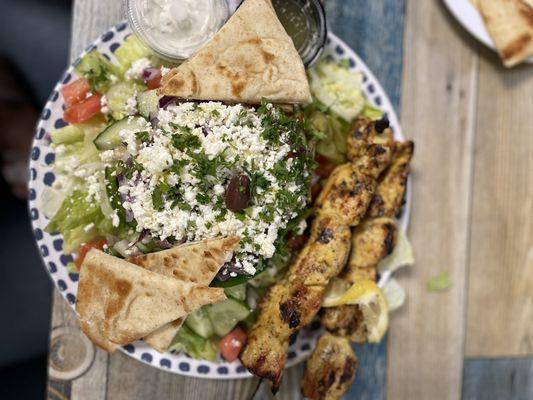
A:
341 217 397 284
240 118 392 390
321 139 414 342
301 333 358 400
368 140 414 219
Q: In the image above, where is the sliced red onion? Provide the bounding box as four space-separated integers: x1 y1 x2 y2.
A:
142 67 161 82
150 115 159 128
155 239 173 250
159 96 176 109
202 126 213 137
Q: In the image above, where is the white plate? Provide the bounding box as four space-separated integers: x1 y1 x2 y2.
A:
28 23 409 379
443 0 533 63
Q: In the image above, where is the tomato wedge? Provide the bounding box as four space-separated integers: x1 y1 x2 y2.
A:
146 74 162 90
219 327 247 362
64 94 102 124
74 239 107 269
61 78 91 107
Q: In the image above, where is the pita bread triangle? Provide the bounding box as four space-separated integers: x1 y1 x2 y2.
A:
128 236 240 352
76 249 226 352
160 0 312 104
479 0 533 66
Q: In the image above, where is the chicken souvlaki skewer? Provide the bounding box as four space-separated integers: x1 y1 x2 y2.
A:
240 117 393 391
321 137 414 341
301 125 414 400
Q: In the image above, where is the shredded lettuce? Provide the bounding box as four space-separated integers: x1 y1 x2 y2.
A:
114 35 153 73
427 272 453 293
309 59 365 122
362 102 384 121
44 190 112 253
169 325 217 361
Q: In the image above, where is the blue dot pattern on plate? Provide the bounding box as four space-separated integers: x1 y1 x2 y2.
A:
335 45 345 55
45 153 55 165
301 343 311 352
41 108 51 120
29 189 36 201
124 344 135 354
179 362 190 372
53 239 63 251
54 119 67 129
57 279 67 291
60 254 73 266
51 91 59 102
40 245 49 257
30 168 37 180
62 72 71 84
141 353 153 363
160 359 171 368
31 147 40 161
43 172 55 186
198 365 210 374
217 366 229 375
66 293 76 305
288 351 297 360
30 208 39 220
116 22 127 31
36 128 45 139
69 273 79 282
48 262 57 273
102 31 114 42
110 43 120 53
236 366 247 373
34 228 43 240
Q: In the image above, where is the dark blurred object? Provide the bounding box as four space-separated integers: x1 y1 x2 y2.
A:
0 0 72 399
0 57 38 199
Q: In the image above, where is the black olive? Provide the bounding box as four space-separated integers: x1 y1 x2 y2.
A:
225 175 251 212
374 117 390 133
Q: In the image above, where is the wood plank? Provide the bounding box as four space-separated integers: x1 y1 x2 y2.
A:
386 1 480 399
462 357 533 399
465 49 533 358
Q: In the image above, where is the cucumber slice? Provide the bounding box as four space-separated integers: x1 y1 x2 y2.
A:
185 308 214 339
137 90 160 119
106 82 143 120
50 125 84 145
94 116 147 150
224 284 247 301
207 298 251 337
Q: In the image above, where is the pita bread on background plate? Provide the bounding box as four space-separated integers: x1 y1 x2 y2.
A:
128 236 240 352
160 0 312 104
76 249 226 352
479 0 533 66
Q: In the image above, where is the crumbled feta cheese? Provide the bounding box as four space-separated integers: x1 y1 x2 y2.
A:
111 211 120 227
160 66 170 76
125 57 152 81
100 101 310 276
100 94 110 114
84 223 95 232
125 95 138 115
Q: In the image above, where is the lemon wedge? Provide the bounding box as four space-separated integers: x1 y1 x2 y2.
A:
322 278 389 343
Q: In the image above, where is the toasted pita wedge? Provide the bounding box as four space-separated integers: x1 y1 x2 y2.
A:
479 0 533 66
128 236 240 352
160 0 312 104
76 249 225 352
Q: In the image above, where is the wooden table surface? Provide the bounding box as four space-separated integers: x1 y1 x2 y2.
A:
45 0 533 399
